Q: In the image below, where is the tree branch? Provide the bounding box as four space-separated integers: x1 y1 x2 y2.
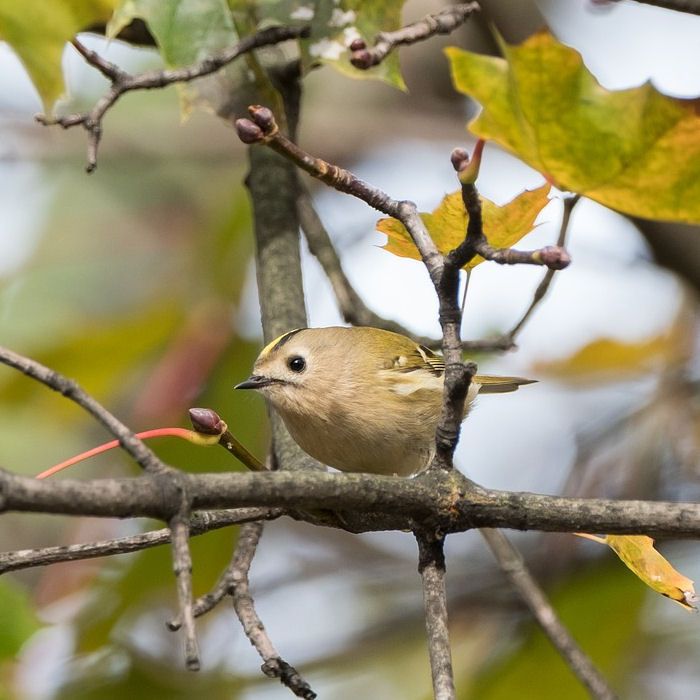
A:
0 345 167 474
0 508 281 575
231 522 317 699
297 184 426 334
616 0 700 15
416 533 455 700
350 3 480 69
36 26 309 172
3 467 700 537
480 528 616 700
296 184 509 353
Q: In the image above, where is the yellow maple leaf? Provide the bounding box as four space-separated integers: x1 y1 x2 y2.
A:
377 184 550 269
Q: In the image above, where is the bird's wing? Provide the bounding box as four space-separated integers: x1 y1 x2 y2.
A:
390 344 445 377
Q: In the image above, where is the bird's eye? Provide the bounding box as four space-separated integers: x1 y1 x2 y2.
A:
287 355 306 373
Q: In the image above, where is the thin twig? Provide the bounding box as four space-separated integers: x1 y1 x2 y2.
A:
297 185 503 352
504 195 580 343
170 488 199 671
350 3 480 69
0 344 201 668
36 26 309 172
613 0 700 15
0 508 282 575
0 345 165 474
480 528 617 700
231 522 317 699
416 533 455 700
297 185 423 334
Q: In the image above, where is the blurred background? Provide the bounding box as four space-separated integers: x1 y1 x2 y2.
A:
2 0 700 697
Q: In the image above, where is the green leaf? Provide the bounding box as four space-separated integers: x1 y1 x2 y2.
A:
249 0 406 89
0 0 119 111
446 31 700 224
467 562 646 699
378 184 550 268
0 578 41 659
108 0 254 115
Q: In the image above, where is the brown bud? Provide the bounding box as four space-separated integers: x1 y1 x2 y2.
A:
235 118 264 144
188 407 226 435
349 38 366 51
350 49 373 69
450 148 469 172
539 246 571 270
248 105 275 132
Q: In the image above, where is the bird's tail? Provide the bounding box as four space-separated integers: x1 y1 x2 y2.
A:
474 375 537 394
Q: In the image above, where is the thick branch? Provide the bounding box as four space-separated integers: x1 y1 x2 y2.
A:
350 3 480 69
3 468 700 537
37 26 309 172
480 528 616 700
416 533 455 700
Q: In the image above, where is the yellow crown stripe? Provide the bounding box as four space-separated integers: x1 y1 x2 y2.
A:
259 328 304 359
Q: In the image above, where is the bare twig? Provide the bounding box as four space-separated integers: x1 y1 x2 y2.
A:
0 508 282 575
36 26 309 172
448 149 571 272
606 0 700 15
297 185 422 334
231 522 316 699
350 3 480 69
170 504 200 670
416 533 455 700
480 528 617 700
500 195 580 346
297 185 506 353
0 344 202 667
0 345 165 474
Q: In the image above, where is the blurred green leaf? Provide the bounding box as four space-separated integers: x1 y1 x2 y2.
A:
464 562 647 699
109 0 256 116
240 0 406 88
0 578 41 659
446 31 700 223
0 0 118 111
57 648 246 699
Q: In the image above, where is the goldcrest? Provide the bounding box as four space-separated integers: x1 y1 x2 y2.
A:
236 327 534 477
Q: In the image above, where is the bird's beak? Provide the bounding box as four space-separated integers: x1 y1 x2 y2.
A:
235 375 274 390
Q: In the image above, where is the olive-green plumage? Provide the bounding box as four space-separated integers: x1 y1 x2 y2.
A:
236 327 534 476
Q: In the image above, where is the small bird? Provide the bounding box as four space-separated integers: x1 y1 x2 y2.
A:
235 327 535 477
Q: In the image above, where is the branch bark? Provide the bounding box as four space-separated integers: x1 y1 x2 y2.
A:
417 533 455 700
480 528 616 700
3 467 700 538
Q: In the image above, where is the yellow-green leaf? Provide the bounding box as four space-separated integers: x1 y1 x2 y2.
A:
533 332 680 383
0 0 119 111
108 0 247 115
299 0 406 90
446 31 700 224
578 534 697 611
378 184 550 269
